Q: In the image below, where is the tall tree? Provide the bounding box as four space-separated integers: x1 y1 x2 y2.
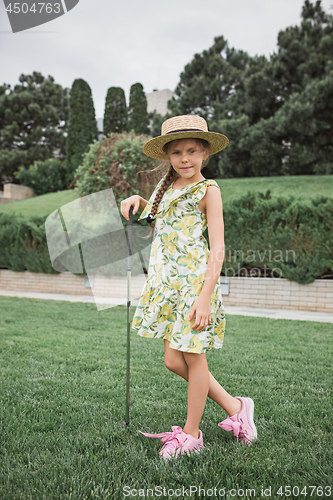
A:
263 0 333 174
66 78 98 182
238 55 280 125
213 0 333 177
103 86 127 134
127 83 149 134
0 71 69 187
269 0 332 104
275 68 333 175
168 36 251 123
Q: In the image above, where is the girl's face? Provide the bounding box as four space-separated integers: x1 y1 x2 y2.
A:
166 139 209 181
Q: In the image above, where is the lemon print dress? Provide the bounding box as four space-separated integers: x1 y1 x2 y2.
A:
131 174 226 354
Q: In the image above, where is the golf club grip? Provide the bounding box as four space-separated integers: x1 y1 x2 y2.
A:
127 206 133 261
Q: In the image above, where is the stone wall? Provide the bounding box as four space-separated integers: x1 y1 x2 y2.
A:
221 276 333 313
0 270 332 313
0 183 35 205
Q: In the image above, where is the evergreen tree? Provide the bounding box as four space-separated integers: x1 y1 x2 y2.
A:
168 36 251 122
127 83 149 134
0 71 69 187
211 115 251 178
274 68 333 174
239 55 279 125
262 0 333 174
103 87 127 134
237 0 332 128
215 0 333 177
270 0 332 103
66 79 98 184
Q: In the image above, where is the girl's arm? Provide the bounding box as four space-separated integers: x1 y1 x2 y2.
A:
139 196 148 211
121 195 149 221
199 186 225 301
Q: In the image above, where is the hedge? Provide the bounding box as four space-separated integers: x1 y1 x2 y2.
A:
1 191 332 285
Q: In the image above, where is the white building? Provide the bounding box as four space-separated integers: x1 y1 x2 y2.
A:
145 88 174 116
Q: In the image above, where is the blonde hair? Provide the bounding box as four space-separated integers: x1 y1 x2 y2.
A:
140 138 210 239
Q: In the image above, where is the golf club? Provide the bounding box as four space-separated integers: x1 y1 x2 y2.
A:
123 205 133 426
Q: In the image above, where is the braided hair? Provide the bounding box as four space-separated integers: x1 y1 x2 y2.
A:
140 138 210 240
139 162 176 240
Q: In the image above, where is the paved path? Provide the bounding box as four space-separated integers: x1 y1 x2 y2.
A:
1 289 332 323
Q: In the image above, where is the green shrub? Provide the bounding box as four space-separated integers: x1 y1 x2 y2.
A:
222 191 333 284
0 211 149 277
73 132 159 204
0 192 332 284
14 158 70 195
0 213 56 273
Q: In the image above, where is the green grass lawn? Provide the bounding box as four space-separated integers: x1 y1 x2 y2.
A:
0 296 332 499
0 189 79 219
1 174 332 219
216 174 333 205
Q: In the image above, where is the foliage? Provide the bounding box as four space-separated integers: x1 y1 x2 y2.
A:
270 0 333 104
0 71 69 186
168 35 251 123
1 189 332 284
222 191 333 284
274 69 333 175
210 115 251 178
169 1 333 177
73 132 159 204
127 83 149 134
65 79 98 186
238 55 279 124
14 158 70 195
0 212 55 273
103 87 127 134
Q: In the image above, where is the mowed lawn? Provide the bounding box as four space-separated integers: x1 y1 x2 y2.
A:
0 174 332 219
0 296 332 499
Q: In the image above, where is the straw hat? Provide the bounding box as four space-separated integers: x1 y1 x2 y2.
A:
143 115 229 160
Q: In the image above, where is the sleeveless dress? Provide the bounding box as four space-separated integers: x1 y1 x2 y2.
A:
131 175 226 354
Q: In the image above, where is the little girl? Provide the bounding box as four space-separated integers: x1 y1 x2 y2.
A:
121 115 257 459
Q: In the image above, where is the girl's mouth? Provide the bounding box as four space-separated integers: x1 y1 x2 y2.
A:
181 167 192 170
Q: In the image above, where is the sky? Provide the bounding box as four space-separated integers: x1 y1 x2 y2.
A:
1 0 333 119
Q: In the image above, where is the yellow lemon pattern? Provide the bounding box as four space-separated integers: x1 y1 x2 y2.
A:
131 175 226 354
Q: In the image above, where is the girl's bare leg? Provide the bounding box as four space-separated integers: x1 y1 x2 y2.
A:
164 340 241 421
182 351 210 438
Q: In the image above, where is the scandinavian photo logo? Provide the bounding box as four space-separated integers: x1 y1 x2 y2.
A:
3 0 80 33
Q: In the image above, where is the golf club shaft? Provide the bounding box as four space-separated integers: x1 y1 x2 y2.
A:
125 205 133 425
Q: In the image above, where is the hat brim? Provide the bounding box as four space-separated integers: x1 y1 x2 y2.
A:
143 131 229 160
